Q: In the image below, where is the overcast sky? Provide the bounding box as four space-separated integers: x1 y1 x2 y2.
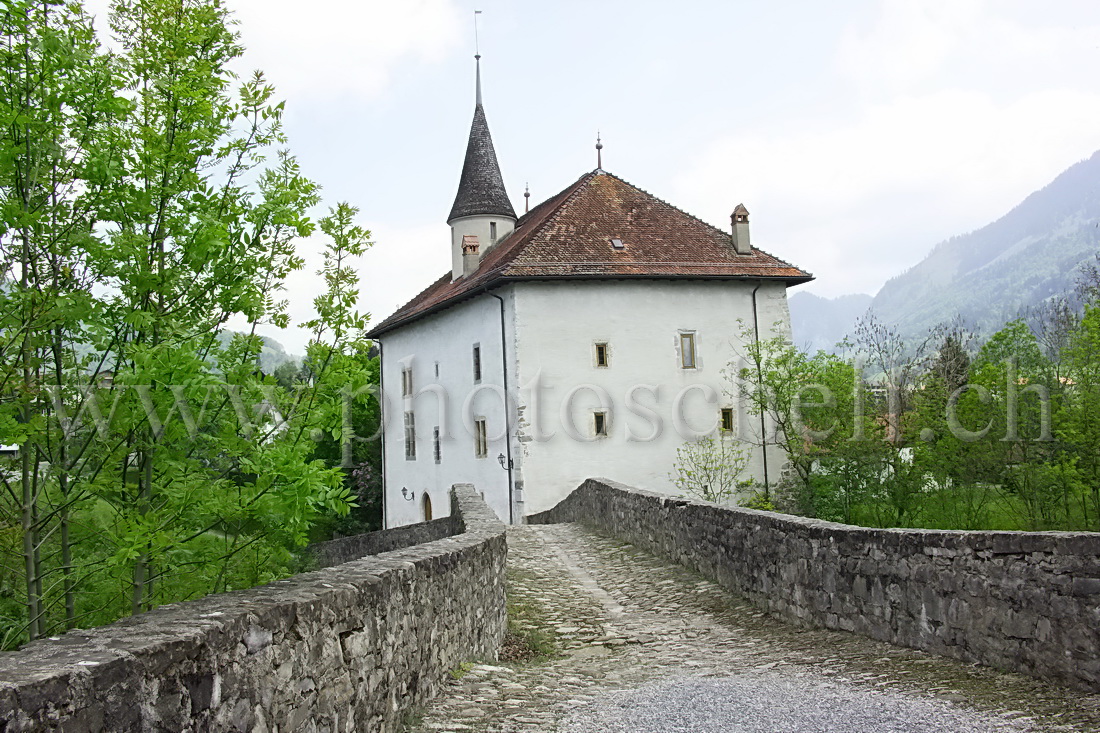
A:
86 0 1100 354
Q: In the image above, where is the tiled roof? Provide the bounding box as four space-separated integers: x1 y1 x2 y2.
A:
447 104 516 222
368 170 814 337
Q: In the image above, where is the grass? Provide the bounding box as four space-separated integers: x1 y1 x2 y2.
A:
398 705 425 732
501 569 561 665
448 661 475 680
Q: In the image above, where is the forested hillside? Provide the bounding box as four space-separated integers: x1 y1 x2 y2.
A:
791 151 1100 351
789 292 872 353
869 151 1100 339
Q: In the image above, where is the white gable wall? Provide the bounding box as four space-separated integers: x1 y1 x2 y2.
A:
379 288 518 527
511 278 792 515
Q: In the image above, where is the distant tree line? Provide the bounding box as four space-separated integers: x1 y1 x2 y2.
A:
0 0 380 648
731 263 1100 533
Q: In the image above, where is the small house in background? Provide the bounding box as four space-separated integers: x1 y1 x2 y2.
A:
367 58 812 527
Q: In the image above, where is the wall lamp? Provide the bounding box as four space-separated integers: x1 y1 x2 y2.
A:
400 487 415 501
497 453 513 471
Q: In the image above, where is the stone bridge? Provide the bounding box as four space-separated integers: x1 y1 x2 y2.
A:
2 480 1099 731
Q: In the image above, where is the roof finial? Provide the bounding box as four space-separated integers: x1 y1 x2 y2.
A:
474 10 483 106
596 132 603 171
524 182 530 213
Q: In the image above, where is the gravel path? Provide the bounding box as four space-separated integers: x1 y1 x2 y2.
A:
408 523 1100 732
560 674 1027 733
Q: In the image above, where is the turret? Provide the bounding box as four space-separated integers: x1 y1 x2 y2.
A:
449 55 516 280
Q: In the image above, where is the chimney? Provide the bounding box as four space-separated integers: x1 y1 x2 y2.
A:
462 234 480 277
731 203 751 254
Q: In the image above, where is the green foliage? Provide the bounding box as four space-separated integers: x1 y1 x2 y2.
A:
0 0 379 648
669 436 749 504
737 308 1100 533
738 492 774 512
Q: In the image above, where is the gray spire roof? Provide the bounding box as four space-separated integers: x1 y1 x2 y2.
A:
447 62 516 223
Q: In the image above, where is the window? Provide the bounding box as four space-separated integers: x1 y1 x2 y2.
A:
594 411 608 437
595 342 609 368
680 332 697 369
404 411 416 459
401 367 413 397
489 222 497 243
422 493 433 521
473 344 482 383
434 361 440 378
610 238 625 250
720 408 734 432
474 418 488 458
433 427 441 464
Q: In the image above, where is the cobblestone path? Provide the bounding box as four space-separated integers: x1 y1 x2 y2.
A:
408 524 1100 732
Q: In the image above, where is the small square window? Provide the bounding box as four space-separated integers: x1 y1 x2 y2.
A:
474 418 488 458
720 408 734 432
473 344 482 383
680 332 697 369
595 342 609 368
610 238 625 250
594 411 608 437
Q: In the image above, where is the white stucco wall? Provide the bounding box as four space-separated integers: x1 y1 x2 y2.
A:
511 279 793 515
449 215 516 281
377 287 518 527
378 277 797 526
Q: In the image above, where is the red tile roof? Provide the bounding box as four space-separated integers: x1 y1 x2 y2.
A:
367 170 813 337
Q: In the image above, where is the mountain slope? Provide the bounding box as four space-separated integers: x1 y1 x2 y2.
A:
789 292 873 353
868 151 1100 338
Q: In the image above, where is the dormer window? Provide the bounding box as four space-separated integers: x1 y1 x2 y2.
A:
610 238 625 250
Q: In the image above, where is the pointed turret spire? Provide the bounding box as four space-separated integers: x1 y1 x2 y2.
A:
448 56 516 223
475 54 483 107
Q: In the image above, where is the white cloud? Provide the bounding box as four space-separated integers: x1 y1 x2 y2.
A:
672 88 1100 297
229 0 463 100
671 0 1100 298
837 0 1100 97
239 220 448 355
82 0 463 100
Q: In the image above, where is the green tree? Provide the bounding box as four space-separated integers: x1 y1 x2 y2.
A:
733 326 883 521
0 0 120 640
669 435 749 505
0 0 371 646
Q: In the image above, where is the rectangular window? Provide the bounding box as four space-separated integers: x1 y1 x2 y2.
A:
473 344 482 383
594 411 608 437
720 408 734 432
404 411 416 460
401 367 413 397
433 426 441 464
489 221 497 243
474 418 488 458
434 361 440 378
680 332 697 369
595 342 609 368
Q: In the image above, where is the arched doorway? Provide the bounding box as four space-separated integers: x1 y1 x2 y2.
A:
422 492 433 522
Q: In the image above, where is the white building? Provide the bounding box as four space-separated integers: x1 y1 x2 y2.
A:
367 60 813 527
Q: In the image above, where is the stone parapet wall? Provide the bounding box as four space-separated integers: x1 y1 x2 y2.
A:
0 484 506 732
308 515 458 569
529 478 1100 692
